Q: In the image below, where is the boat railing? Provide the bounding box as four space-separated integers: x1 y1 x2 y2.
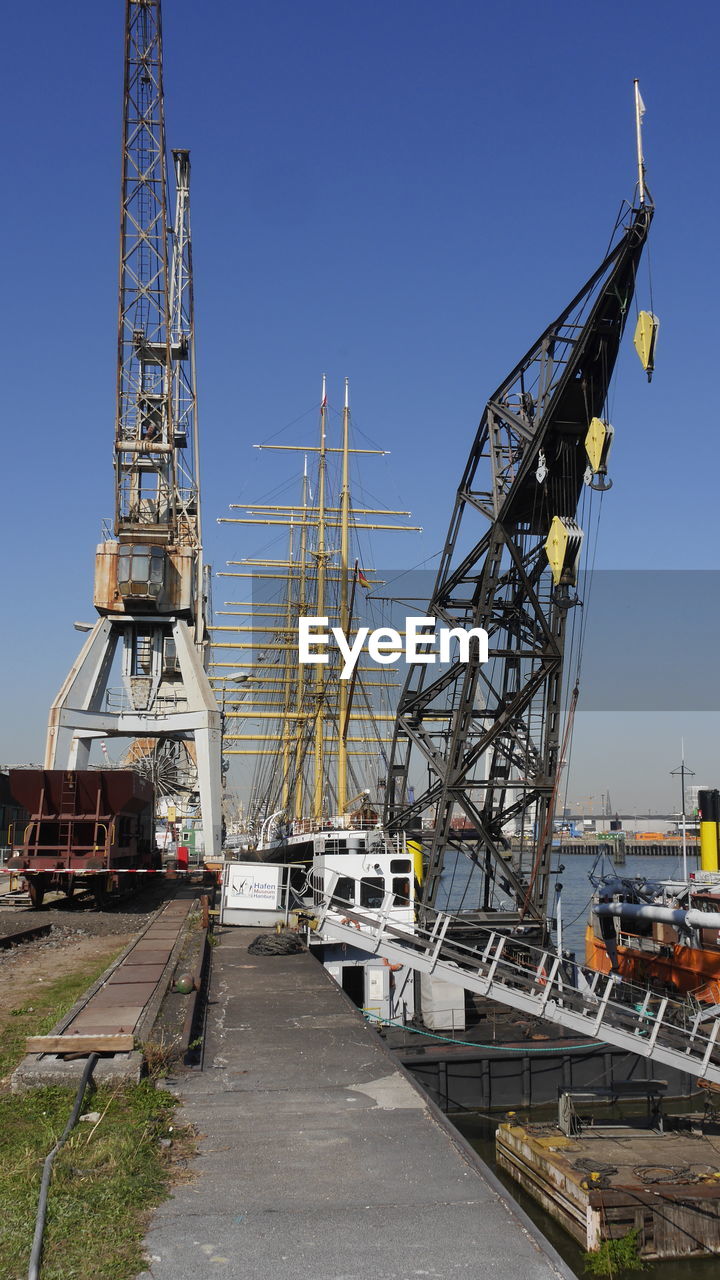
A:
618 931 665 955
290 816 382 837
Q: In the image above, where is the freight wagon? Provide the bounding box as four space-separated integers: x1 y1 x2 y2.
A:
6 769 160 906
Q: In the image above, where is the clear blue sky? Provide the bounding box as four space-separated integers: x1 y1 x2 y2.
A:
1 0 718 810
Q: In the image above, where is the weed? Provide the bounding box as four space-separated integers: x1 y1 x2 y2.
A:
584 1228 645 1275
186 904 206 934
0 1081 195 1280
142 1031 183 1078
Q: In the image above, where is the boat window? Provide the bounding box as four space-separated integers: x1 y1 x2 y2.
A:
331 876 355 906
393 877 410 905
391 859 411 873
360 877 384 908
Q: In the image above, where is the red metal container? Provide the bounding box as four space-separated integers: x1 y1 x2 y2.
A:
6 768 160 907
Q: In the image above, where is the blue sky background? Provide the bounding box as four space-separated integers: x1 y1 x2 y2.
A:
1 0 718 811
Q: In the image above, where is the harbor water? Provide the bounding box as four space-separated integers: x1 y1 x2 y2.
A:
440 850 717 1276
552 851 698 959
440 850 698 960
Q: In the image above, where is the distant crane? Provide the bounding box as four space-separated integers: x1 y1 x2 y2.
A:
45 0 222 854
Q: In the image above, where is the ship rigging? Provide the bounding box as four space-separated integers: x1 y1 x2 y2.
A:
213 378 420 849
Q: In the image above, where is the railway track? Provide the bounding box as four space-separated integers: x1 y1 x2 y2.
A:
0 888 97 912
0 923 52 949
22 894 201 1060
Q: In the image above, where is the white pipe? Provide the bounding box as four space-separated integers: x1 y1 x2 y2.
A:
634 79 646 206
595 902 720 931
259 809 285 846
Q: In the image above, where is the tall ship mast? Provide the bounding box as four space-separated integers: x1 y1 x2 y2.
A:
44 0 222 854
214 378 419 854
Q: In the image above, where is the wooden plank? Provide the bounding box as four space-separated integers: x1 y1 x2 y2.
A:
62 1023 138 1036
26 1033 134 1053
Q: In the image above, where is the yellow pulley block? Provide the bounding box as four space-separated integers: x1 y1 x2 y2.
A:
585 417 613 475
633 311 659 381
544 516 584 587
584 417 614 491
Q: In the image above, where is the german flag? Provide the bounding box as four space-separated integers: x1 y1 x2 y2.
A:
357 567 372 590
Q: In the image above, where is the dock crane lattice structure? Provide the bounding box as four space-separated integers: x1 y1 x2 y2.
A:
384 201 653 930
45 0 222 854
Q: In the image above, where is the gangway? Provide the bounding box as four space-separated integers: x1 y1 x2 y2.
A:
314 873 720 1087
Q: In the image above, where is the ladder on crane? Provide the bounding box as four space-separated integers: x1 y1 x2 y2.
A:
314 872 720 1087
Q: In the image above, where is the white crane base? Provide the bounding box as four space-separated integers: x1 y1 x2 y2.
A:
45 615 222 856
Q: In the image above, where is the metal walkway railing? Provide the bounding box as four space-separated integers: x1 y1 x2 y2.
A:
315 875 720 1087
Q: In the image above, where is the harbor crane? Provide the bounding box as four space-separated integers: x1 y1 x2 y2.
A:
385 190 654 931
45 0 222 854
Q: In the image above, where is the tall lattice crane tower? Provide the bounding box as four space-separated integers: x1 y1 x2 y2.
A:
385 198 653 931
45 0 222 854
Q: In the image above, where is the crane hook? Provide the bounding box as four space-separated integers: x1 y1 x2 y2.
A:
583 464 613 492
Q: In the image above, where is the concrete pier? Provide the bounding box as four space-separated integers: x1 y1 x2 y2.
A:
140 927 576 1279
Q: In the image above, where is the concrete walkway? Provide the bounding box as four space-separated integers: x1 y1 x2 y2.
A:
140 927 576 1279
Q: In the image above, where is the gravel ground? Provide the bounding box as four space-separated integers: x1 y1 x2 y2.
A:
0 879 178 939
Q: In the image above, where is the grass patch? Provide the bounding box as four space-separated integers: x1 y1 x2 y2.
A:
584 1228 645 1274
0 1081 195 1280
0 948 126 1086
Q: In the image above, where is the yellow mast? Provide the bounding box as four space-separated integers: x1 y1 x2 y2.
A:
294 456 310 820
338 377 350 815
280 516 295 811
313 376 328 821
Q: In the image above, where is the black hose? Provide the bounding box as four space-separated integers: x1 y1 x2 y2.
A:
28 1053 99 1280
